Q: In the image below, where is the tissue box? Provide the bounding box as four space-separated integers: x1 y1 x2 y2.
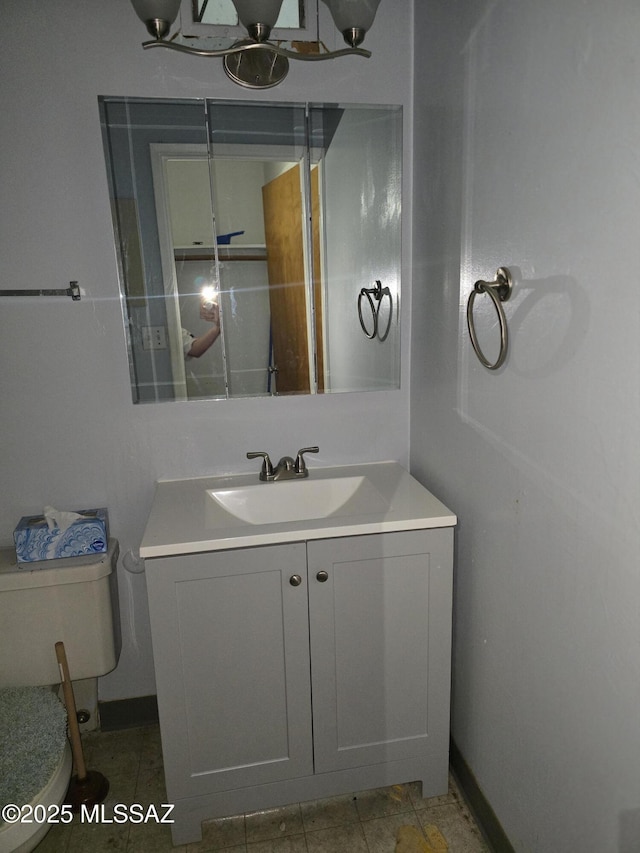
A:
14 509 109 564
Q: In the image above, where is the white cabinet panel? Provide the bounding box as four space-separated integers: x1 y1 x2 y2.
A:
147 543 313 799
308 530 453 773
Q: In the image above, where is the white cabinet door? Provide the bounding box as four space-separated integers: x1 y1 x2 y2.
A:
307 530 453 774
147 543 313 800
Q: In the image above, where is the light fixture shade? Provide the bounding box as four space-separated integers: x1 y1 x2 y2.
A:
232 0 285 30
321 0 381 34
131 0 181 26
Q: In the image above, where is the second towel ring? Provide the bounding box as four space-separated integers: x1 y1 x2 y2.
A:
358 280 392 340
466 267 513 370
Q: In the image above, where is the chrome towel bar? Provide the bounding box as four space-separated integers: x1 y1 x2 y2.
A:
466 267 513 370
0 281 81 301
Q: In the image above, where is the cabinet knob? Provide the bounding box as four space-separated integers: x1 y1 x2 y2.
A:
316 571 329 583
289 574 303 587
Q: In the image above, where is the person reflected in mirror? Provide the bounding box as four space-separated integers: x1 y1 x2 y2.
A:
182 302 220 359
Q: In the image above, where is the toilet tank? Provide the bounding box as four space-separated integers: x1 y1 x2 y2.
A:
0 538 121 687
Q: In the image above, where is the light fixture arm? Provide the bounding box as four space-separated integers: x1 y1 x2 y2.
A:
140 38 371 61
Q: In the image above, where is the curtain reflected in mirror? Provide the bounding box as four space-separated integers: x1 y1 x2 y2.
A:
99 97 401 402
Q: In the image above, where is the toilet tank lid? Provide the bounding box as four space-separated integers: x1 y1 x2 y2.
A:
0 538 119 592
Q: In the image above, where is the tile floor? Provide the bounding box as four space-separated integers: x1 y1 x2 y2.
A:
36 725 490 852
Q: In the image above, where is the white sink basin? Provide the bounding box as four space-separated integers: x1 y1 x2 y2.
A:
140 463 457 557
207 475 387 526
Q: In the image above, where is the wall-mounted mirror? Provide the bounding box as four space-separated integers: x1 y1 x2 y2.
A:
99 97 401 402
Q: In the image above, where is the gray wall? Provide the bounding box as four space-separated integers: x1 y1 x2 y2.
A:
411 0 640 850
0 0 412 701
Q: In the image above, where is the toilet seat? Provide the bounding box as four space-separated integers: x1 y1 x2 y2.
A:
0 687 71 853
0 741 72 853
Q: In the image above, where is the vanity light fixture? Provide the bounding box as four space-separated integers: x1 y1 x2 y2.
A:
130 0 381 88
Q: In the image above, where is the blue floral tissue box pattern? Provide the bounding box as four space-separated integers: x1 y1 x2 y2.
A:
14 509 109 563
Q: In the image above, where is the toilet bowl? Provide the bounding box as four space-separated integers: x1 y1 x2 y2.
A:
0 539 120 853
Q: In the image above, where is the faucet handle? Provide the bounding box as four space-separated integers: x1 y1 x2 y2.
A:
295 446 319 474
247 451 274 481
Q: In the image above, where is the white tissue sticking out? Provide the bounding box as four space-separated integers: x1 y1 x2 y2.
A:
123 549 145 574
43 505 82 534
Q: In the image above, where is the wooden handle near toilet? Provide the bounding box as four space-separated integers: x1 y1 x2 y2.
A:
55 641 87 781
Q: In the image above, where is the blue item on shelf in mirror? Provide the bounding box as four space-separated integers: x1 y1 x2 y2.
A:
216 231 244 245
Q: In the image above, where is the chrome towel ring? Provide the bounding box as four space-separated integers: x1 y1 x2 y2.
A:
358 280 391 340
466 267 513 370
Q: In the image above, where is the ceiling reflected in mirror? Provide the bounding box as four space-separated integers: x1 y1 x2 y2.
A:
193 0 303 28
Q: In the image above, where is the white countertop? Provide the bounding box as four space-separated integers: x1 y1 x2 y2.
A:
140 462 456 558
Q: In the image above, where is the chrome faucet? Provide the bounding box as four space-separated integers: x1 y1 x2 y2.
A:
247 447 319 481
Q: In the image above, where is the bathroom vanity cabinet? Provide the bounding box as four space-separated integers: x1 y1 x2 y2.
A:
141 463 456 845
146 529 453 844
